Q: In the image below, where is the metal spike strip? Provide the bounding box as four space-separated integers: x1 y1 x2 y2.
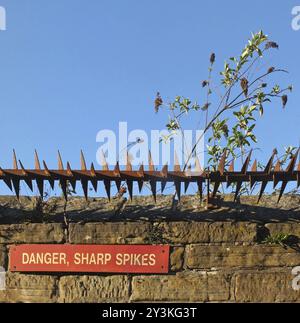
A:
0 149 299 204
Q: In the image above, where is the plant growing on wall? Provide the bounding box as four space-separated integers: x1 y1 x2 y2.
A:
155 31 294 196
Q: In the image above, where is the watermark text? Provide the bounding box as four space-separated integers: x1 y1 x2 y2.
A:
96 122 204 169
0 6 6 31
292 6 300 31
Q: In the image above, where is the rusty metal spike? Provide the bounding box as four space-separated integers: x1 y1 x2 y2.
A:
206 176 211 206
273 160 282 189
257 150 276 200
160 164 168 193
34 150 41 170
80 150 87 171
298 161 300 188
43 161 55 189
250 177 256 190
250 160 257 189
175 181 181 201
138 164 144 192
66 162 76 191
195 156 202 174
24 178 33 192
126 152 133 171
104 180 111 200
138 164 144 176
150 180 157 203
229 160 234 172
13 150 18 170
264 150 277 174
218 151 227 175
184 181 190 193
58 151 64 170
286 148 299 173
49 180 55 190
274 160 281 172
114 162 121 176
90 163 98 192
161 181 167 193
114 162 122 191
36 179 44 197
81 179 88 200
12 178 20 199
241 150 252 174
197 180 203 201
127 180 133 200
101 151 109 171
66 162 72 176
185 164 192 177
257 181 268 204
4 178 13 191
18 160 27 176
43 161 50 175
18 160 33 192
276 149 300 203
251 160 257 172
127 157 134 194
174 152 181 172
148 151 155 171
250 175 256 190
91 180 98 193
277 181 288 204
161 164 168 177
90 163 96 177
0 167 13 191
138 181 144 193
69 180 77 192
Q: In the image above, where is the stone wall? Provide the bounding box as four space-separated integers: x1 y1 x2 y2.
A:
0 194 300 303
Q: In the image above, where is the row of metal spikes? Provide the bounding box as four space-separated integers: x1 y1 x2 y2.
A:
0 149 299 204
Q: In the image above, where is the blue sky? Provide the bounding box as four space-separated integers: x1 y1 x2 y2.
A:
0 0 299 196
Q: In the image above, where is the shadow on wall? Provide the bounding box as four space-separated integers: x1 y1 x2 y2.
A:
0 194 299 224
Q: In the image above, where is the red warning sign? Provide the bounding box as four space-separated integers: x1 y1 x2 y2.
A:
9 244 170 274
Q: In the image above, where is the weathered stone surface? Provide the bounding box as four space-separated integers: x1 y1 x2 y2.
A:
131 272 230 302
186 245 300 269
170 247 185 272
207 271 231 302
209 222 258 243
0 273 58 303
159 222 257 244
69 222 152 244
233 270 300 303
58 275 129 303
266 223 300 239
158 222 210 244
0 245 6 269
0 224 65 244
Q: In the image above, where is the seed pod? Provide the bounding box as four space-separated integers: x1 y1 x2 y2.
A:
265 41 279 50
282 95 288 108
202 80 209 88
210 53 215 65
240 78 249 97
154 92 163 113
